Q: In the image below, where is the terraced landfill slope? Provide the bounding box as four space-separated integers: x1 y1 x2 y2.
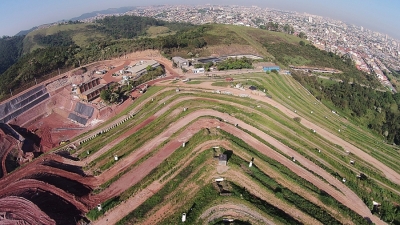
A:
0 66 399 225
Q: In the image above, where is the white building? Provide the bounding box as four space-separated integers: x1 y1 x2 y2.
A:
172 57 189 68
125 60 160 77
192 68 205 74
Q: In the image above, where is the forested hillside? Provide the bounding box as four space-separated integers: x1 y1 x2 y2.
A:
0 16 207 100
264 42 379 87
293 71 400 144
0 36 24 74
259 37 400 144
93 15 194 39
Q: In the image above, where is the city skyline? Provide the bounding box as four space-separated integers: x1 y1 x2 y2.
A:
0 0 399 39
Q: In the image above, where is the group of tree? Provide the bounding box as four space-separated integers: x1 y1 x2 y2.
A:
292 71 400 144
0 35 24 74
93 15 194 39
33 31 74 47
0 16 208 100
100 85 129 104
264 41 381 87
259 22 294 34
261 35 400 143
216 57 253 70
194 61 214 71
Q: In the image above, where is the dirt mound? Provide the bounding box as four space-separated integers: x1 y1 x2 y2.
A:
4 147 20 174
42 160 85 176
38 126 55 152
98 107 113 119
0 134 17 177
17 189 84 225
25 173 92 197
0 196 55 224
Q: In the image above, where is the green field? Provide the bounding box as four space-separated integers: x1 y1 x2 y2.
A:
23 23 106 53
71 73 400 224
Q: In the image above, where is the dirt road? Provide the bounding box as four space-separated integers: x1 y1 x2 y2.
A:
92 108 381 224
178 81 400 185
95 140 223 225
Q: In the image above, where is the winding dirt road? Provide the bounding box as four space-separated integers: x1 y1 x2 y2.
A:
200 204 277 225
92 108 382 224
178 81 400 185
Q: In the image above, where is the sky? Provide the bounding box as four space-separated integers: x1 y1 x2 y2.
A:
0 0 399 39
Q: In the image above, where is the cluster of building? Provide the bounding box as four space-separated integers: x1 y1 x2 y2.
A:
93 5 399 89
74 77 107 102
72 60 160 102
39 4 400 90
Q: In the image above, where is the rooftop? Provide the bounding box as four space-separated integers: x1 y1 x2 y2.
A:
219 154 227 162
81 84 106 96
126 60 159 74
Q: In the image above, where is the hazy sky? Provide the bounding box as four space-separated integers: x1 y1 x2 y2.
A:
0 0 399 39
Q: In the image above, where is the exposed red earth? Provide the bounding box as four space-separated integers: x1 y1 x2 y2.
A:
0 131 19 177
0 54 179 223
0 85 383 224
0 196 55 224
92 110 382 224
0 54 394 224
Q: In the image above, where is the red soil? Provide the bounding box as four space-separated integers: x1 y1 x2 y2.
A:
0 196 55 224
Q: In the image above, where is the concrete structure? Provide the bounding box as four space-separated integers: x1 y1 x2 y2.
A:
255 62 279 70
0 85 50 123
125 60 160 78
76 77 108 101
226 54 263 60
219 154 227 166
262 64 280 72
172 57 189 68
289 65 341 74
192 68 205 74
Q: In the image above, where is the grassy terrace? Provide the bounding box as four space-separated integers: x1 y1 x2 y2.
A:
79 83 399 201
264 73 400 166
78 79 400 223
113 132 367 224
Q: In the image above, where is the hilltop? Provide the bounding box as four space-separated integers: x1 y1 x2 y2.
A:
0 16 373 102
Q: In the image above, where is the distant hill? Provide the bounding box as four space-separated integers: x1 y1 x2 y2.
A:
69 6 136 21
22 23 106 54
15 27 38 36
0 16 371 102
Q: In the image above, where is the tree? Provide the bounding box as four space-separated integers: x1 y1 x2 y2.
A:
100 89 111 102
299 32 307 39
299 41 306 46
146 65 154 71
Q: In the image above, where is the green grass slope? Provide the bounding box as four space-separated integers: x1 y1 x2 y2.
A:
22 23 106 53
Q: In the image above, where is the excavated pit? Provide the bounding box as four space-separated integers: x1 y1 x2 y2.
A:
25 173 92 197
17 189 83 225
55 150 79 161
5 150 19 173
42 160 86 176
